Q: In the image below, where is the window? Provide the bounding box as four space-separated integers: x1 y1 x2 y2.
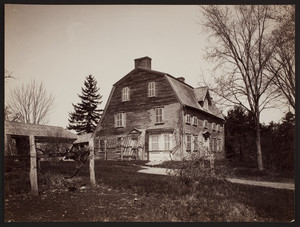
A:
150 135 159 150
217 139 221 152
193 116 198 126
203 99 208 110
155 107 164 123
148 82 156 97
122 87 130 102
212 138 217 152
149 133 172 151
203 120 208 128
193 135 198 151
164 134 170 150
114 113 126 128
212 123 216 131
186 114 191 124
186 134 192 151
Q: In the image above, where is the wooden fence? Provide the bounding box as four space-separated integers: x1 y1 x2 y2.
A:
97 135 145 161
5 135 146 196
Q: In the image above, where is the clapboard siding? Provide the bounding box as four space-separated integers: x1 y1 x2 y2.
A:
99 71 179 137
183 106 225 159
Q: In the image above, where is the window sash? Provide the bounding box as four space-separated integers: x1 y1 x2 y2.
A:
115 113 125 127
155 108 163 123
148 82 156 97
217 139 221 151
203 120 208 128
186 114 191 123
193 117 198 126
193 135 198 151
164 134 170 150
204 99 208 110
150 135 159 150
186 134 192 151
122 87 129 101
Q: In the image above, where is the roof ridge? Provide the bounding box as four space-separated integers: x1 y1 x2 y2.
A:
5 120 65 129
194 86 208 89
164 73 194 89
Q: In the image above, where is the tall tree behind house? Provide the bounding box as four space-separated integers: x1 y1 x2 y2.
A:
67 75 103 135
201 5 284 171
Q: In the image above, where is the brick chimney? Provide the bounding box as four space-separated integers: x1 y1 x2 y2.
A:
177 77 185 83
134 56 152 70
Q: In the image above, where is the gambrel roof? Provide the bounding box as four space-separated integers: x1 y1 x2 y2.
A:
92 65 225 138
165 75 224 120
112 67 224 120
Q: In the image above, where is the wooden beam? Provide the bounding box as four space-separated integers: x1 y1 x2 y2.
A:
29 134 39 196
89 138 96 187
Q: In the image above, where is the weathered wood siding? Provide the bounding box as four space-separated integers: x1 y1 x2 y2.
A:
183 106 225 159
98 71 180 137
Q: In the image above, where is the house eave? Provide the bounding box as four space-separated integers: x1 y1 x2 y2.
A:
183 104 225 121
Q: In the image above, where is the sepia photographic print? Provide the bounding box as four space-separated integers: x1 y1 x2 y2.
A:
3 3 295 223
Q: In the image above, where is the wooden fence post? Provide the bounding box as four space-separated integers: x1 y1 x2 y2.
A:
104 140 107 161
29 134 38 196
89 138 96 187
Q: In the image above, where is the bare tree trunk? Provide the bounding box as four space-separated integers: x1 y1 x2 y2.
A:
255 114 264 171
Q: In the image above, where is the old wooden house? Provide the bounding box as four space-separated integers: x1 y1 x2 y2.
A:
93 57 225 161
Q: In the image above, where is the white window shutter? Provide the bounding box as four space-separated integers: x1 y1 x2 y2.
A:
123 113 126 127
148 83 150 97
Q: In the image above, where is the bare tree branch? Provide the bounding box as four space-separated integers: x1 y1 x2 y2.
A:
200 5 283 171
7 80 55 124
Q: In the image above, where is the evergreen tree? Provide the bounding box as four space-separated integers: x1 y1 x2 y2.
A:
224 106 256 162
67 75 103 134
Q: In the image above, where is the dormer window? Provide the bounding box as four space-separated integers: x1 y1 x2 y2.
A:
186 114 191 124
148 82 156 97
122 87 130 102
203 99 209 111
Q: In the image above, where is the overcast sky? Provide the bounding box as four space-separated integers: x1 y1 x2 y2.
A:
5 4 286 128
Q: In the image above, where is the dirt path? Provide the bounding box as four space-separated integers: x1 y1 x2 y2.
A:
226 178 295 190
138 166 173 175
138 166 295 191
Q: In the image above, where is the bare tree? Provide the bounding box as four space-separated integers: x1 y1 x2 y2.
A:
201 5 283 170
8 80 55 124
267 5 295 111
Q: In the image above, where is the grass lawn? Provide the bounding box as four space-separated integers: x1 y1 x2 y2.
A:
4 159 294 222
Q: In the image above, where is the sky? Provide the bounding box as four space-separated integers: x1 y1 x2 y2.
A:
4 4 287 128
